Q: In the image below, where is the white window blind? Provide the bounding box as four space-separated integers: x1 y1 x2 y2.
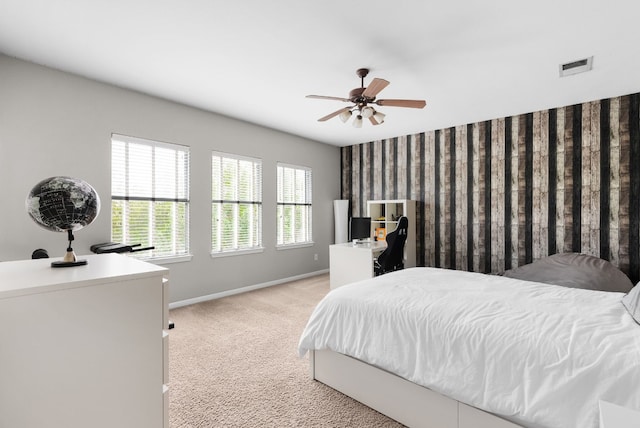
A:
111 134 190 259
212 151 262 254
277 163 312 246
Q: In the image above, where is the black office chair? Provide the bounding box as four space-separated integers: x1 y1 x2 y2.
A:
374 216 408 276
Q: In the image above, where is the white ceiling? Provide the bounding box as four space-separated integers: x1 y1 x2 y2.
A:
0 0 638 147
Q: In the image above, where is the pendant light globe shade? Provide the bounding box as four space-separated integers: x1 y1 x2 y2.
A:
361 106 374 118
353 115 363 128
338 109 352 123
373 111 386 124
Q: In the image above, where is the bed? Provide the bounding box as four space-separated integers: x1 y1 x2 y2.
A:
298 254 640 428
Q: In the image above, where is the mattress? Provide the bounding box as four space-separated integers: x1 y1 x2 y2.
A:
298 267 640 428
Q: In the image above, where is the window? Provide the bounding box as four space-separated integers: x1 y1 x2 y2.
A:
212 152 262 255
277 163 312 247
111 134 190 260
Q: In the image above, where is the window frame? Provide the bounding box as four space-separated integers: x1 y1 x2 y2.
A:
276 162 313 249
211 151 263 257
111 133 191 263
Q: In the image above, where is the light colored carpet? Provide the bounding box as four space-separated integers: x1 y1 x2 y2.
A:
168 273 403 427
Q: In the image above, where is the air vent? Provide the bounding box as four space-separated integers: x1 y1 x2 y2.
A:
559 56 593 77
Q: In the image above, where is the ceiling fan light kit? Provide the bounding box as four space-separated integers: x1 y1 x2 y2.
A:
372 111 385 124
306 68 426 127
339 109 352 123
361 106 374 118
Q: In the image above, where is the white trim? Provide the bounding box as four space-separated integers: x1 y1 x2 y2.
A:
111 134 191 259
112 133 189 151
168 269 329 309
276 163 313 246
210 247 264 258
212 149 261 164
142 254 193 265
211 151 263 253
276 242 314 250
276 161 312 172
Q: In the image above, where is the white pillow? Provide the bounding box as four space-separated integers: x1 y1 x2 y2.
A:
623 283 640 325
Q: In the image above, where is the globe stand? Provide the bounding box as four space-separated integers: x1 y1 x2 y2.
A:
51 230 87 268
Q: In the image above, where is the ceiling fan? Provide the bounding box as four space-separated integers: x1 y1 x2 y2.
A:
306 68 426 127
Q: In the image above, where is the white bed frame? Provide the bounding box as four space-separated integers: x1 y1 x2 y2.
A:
310 349 523 428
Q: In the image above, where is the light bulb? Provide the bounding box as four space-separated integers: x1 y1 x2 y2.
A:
361 106 374 118
353 115 363 128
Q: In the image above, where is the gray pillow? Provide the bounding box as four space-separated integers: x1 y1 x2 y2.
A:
503 253 633 293
622 283 640 324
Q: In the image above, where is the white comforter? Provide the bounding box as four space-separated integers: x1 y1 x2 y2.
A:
298 267 640 428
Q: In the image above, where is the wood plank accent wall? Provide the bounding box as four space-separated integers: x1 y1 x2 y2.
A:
341 93 640 282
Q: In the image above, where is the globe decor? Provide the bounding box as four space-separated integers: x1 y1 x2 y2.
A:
25 176 101 267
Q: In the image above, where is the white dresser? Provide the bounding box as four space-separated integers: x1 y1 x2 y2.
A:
0 253 170 428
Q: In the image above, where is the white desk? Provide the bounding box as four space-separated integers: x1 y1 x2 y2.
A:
329 241 386 288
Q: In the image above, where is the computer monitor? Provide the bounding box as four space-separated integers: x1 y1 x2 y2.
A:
350 217 371 241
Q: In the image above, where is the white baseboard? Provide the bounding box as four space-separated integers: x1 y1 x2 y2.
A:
169 269 329 309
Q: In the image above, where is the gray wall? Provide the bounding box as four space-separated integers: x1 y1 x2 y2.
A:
0 54 340 303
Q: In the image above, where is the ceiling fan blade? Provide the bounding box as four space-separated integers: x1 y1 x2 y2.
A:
306 95 351 102
368 116 382 126
376 99 426 108
318 107 352 122
362 78 390 98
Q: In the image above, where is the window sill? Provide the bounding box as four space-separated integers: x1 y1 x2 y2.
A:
276 242 315 250
141 254 193 265
210 247 265 258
